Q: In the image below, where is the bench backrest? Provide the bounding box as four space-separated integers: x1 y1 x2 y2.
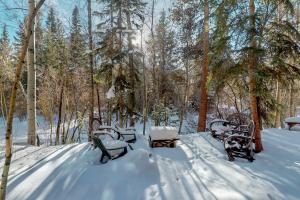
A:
92 136 111 158
243 120 255 148
247 121 255 138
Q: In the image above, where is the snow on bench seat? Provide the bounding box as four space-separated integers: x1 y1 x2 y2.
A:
102 140 128 149
149 126 179 140
285 117 300 123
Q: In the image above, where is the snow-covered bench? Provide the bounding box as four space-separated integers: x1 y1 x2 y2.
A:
209 119 249 141
92 136 128 164
224 120 255 162
149 126 179 148
92 119 137 143
285 117 300 130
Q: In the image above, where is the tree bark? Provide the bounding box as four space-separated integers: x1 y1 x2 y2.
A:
0 90 7 122
248 0 263 152
0 1 46 199
288 83 294 117
274 81 282 128
126 0 135 127
27 0 36 146
197 0 209 132
117 4 125 128
151 0 159 126
107 0 114 126
88 0 94 142
141 29 147 135
55 79 64 145
96 84 102 125
179 58 189 134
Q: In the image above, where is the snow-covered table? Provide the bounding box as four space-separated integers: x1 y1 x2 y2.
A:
285 117 300 130
149 126 179 148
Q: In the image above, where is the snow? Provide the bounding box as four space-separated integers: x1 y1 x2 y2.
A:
2 128 300 200
285 117 300 123
149 126 179 140
106 86 116 99
101 139 128 149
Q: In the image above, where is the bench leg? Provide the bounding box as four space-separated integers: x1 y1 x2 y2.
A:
149 140 154 148
225 148 235 162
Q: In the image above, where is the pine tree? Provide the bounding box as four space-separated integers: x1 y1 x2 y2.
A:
43 7 69 145
151 10 177 126
69 6 86 70
95 0 145 127
0 24 9 50
197 0 210 132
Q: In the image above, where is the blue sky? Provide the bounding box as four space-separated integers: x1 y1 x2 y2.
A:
0 0 174 42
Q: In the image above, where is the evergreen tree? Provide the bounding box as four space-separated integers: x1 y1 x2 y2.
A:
95 0 146 127
152 10 177 126
69 6 86 70
0 24 9 50
42 7 69 145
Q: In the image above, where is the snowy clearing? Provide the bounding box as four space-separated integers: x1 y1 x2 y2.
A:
2 129 300 200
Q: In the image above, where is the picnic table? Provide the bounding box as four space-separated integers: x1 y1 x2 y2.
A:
285 117 300 130
149 126 179 148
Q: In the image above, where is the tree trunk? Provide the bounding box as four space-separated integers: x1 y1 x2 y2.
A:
0 1 46 199
107 0 114 127
151 0 159 126
141 29 147 135
65 111 74 144
62 113 67 144
96 85 102 125
125 0 135 127
50 119 53 145
55 80 64 145
0 90 7 122
117 4 125 128
248 0 263 152
87 0 94 142
179 58 189 134
275 81 282 128
197 0 209 132
288 83 294 117
164 97 168 126
27 0 36 146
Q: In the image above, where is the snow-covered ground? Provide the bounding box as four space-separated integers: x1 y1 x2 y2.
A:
2 128 300 200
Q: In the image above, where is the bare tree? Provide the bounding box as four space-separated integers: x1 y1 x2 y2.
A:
27 0 36 145
0 1 46 198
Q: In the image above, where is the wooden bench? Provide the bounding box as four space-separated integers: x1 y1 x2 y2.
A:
149 126 179 148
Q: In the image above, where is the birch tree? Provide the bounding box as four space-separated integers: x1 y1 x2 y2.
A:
0 1 46 198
